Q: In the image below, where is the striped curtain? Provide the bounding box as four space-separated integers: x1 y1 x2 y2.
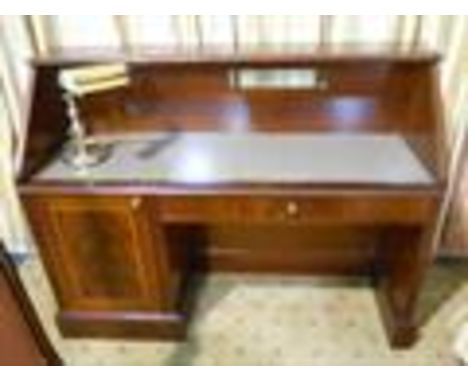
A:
1 15 468 255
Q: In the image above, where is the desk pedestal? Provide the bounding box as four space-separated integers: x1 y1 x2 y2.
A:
21 189 439 348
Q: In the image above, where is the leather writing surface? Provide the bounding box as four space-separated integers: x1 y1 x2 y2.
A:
37 132 433 185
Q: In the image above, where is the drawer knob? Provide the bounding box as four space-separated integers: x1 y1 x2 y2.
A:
130 197 142 210
286 201 299 217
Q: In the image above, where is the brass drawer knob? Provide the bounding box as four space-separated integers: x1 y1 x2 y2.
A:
286 201 299 217
130 197 142 210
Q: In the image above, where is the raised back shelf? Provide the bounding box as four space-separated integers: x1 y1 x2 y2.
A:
20 45 446 187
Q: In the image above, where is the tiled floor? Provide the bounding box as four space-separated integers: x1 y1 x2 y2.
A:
18 256 468 365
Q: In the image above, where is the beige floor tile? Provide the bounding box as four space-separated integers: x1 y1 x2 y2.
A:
17 256 468 365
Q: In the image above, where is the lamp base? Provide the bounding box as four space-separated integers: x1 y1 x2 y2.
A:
61 141 113 169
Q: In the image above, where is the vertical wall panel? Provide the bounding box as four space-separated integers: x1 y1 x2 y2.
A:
236 15 320 47
22 16 52 57
124 16 177 47
236 16 265 46
172 15 200 48
281 16 321 45
440 17 467 99
0 17 34 253
0 16 33 129
198 16 236 46
331 15 398 44
0 86 30 254
419 15 446 49
49 16 120 48
394 15 421 46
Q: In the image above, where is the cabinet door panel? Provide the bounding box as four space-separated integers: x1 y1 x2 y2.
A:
53 209 139 299
23 195 167 312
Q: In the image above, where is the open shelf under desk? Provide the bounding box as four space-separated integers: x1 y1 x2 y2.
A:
35 132 434 186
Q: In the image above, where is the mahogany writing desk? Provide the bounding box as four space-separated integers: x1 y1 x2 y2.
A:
18 46 446 348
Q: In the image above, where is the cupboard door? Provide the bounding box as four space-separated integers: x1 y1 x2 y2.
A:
23 194 171 313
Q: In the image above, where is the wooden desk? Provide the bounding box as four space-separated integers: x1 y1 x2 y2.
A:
17 46 446 348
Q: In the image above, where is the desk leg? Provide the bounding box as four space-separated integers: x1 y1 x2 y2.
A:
375 224 435 348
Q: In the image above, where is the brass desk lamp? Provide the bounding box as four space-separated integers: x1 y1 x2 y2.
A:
58 64 129 168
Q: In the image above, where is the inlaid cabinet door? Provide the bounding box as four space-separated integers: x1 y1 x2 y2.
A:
23 194 170 312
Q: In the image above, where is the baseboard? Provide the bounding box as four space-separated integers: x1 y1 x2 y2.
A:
57 310 188 341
